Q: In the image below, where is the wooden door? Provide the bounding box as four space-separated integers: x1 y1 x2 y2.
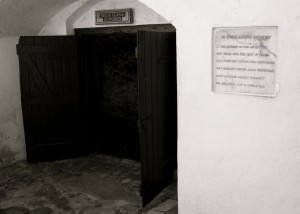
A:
138 31 177 206
17 36 87 162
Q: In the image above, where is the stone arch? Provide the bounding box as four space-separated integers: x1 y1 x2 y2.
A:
66 0 170 34
38 0 172 35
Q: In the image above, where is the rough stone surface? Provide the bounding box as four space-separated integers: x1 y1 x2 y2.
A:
0 190 6 201
30 207 53 214
0 146 16 167
0 206 30 214
121 178 132 184
150 199 177 213
142 183 178 214
0 154 177 214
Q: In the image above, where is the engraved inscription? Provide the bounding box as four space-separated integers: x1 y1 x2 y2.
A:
212 27 278 97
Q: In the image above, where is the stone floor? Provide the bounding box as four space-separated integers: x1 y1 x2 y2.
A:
0 153 177 214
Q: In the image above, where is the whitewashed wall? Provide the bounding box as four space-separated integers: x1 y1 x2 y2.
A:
38 0 168 35
0 37 26 165
138 0 300 213
0 0 300 213
68 0 168 34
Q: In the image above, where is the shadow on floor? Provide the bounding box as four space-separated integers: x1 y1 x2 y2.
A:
0 154 177 214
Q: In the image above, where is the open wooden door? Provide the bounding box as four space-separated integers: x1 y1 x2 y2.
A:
138 31 177 206
17 36 87 162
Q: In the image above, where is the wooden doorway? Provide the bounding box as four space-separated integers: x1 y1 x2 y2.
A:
137 30 177 206
17 36 88 162
17 24 177 206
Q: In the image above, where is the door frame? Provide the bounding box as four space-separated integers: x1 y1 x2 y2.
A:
75 24 176 35
75 25 178 206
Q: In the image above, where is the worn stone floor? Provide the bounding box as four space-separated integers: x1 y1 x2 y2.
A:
0 153 177 214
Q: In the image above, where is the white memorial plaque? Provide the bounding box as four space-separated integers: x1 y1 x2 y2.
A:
212 26 278 97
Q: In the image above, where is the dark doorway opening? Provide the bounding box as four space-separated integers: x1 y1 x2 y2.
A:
17 24 177 207
82 33 140 160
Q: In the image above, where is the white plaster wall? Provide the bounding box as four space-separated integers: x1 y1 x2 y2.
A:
0 37 26 165
39 0 169 35
0 0 299 213
0 0 78 36
136 0 300 213
69 0 168 34
38 0 92 35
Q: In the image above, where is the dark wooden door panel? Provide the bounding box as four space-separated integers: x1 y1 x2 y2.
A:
138 31 177 206
17 36 86 162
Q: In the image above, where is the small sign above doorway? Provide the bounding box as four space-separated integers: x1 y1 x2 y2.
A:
95 9 133 25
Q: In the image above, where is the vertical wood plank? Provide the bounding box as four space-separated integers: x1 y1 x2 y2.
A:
17 36 84 162
46 57 55 95
19 56 30 97
145 31 154 185
151 32 159 184
36 54 46 84
138 31 177 206
27 55 39 97
138 32 147 186
62 58 66 95
156 32 164 181
70 57 79 94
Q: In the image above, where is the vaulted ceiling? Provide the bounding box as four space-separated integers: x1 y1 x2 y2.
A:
0 0 78 36
0 0 169 37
